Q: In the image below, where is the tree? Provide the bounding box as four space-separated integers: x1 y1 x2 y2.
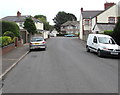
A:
112 17 120 45
53 11 77 32
24 17 37 35
1 21 20 37
34 15 53 31
34 15 47 21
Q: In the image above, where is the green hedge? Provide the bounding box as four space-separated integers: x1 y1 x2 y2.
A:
1 21 20 37
0 36 14 47
104 30 113 36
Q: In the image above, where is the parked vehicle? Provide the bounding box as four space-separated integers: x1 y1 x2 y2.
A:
50 33 55 37
29 37 46 51
86 34 120 57
64 34 76 37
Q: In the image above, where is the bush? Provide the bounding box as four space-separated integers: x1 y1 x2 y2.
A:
3 31 15 39
112 17 120 45
0 36 13 47
1 21 20 37
104 30 113 36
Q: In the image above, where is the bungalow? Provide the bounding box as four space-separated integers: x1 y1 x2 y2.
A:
2 11 44 44
61 21 79 34
79 2 119 41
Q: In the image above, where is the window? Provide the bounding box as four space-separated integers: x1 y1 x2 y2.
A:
19 22 23 27
108 17 115 23
84 19 91 26
93 36 97 43
98 37 116 44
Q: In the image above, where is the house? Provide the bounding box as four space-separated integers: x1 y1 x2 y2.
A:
42 30 50 39
2 11 44 43
50 29 58 37
79 2 119 41
61 21 79 34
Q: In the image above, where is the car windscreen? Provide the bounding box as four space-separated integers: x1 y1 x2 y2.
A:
31 38 43 42
98 37 116 44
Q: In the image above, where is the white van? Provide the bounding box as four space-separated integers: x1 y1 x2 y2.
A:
86 34 120 57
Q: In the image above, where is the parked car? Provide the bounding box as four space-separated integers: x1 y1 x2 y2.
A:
50 33 55 37
64 34 76 37
29 37 46 51
86 34 120 57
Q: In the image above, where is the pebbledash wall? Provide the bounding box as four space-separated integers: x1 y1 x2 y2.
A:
118 1 120 16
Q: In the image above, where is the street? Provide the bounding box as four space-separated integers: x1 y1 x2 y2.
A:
2 37 118 93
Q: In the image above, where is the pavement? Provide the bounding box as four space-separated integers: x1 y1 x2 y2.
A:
1 43 29 79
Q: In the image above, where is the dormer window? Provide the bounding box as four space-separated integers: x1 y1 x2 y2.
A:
108 17 115 23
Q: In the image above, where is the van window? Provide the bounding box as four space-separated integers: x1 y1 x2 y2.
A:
93 36 97 43
98 37 116 44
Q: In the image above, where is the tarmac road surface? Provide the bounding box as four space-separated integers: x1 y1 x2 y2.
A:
2 37 118 93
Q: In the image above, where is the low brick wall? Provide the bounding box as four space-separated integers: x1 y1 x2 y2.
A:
16 40 23 47
2 43 15 55
0 38 23 55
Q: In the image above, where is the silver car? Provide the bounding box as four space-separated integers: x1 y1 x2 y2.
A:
29 37 46 51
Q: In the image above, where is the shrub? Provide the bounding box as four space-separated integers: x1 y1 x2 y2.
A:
0 37 2 47
3 31 15 39
0 36 13 47
104 30 113 36
112 17 120 45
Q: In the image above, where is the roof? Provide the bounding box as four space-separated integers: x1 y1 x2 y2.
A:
82 11 103 19
61 21 79 26
94 23 115 31
2 16 30 22
2 15 42 23
82 3 116 19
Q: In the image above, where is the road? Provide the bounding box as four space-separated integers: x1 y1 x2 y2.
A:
2 37 118 93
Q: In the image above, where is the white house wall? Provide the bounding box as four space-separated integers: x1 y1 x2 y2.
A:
35 22 43 30
79 14 83 39
91 17 96 31
84 25 91 30
43 31 50 39
97 5 118 23
118 1 120 16
16 22 24 29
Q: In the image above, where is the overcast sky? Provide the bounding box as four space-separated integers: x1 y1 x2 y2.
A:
0 0 120 25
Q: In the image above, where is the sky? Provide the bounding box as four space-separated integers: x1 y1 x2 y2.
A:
0 0 120 25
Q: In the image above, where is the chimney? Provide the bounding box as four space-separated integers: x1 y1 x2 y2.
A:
104 2 115 10
17 11 21 17
81 8 83 12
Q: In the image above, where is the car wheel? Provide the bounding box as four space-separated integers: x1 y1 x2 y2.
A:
43 48 46 51
29 49 31 52
97 50 102 57
86 46 90 52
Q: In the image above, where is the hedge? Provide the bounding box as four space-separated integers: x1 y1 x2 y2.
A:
104 30 113 36
1 21 20 37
